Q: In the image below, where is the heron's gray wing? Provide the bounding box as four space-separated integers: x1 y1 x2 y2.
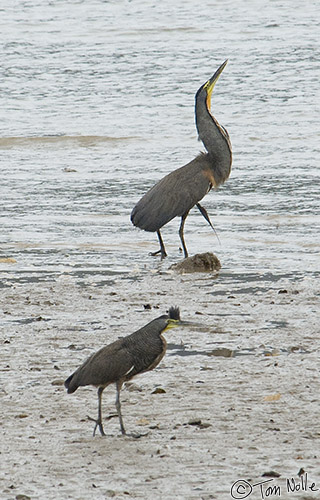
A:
131 154 212 232
65 339 135 392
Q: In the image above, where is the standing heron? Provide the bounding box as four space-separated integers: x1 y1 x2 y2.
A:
64 307 181 437
131 60 232 259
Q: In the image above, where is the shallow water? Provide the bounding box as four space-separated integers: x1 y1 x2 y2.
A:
1 1 320 499
1 0 319 285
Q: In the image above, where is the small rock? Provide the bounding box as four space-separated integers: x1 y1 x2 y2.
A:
62 167 77 173
125 382 142 392
170 252 221 274
187 418 202 426
51 379 64 386
198 422 211 429
152 387 166 394
261 471 281 478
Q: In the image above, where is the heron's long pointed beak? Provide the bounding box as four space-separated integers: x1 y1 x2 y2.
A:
179 320 205 328
164 318 180 331
204 59 228 109
164 318 203 331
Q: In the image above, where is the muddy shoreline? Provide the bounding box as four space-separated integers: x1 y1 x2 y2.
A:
1 261 319 499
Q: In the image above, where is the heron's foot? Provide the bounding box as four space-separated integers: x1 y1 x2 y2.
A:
87 415 106 437
178 247 188 259
149 249 167 259
125 431 149 439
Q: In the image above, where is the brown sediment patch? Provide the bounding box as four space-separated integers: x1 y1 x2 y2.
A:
169 252 221 274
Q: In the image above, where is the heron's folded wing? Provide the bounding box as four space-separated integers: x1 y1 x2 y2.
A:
131 154 212 232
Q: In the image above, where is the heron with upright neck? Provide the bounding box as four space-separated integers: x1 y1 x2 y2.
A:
131 60 232 259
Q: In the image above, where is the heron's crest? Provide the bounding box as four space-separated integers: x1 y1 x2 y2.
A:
162 307 181 331
168 306 180 321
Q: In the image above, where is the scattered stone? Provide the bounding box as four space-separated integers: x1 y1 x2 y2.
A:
152 387 166 394
62 167 77 173
261 471 281 478
184 418 211 429
125 382 142 392
169 252 221 274
198 422 211 429
51 379 64 386
187 418 202 426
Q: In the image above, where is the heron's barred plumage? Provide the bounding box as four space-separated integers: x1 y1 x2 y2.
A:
64 307 181 436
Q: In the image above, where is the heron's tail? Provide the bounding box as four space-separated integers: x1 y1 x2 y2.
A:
64 373 78 394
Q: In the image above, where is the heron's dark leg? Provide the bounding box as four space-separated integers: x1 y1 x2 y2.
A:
150 230 167 259
88 386 106 436
115 381 126 435
179 212 189 258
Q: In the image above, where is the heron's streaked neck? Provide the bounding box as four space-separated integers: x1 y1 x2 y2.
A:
195 93 232 184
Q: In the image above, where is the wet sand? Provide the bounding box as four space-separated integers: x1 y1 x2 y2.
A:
1 262 319 500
